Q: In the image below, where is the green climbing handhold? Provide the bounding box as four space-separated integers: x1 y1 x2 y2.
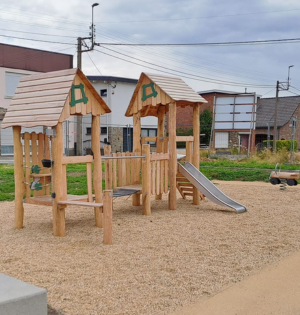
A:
31 165 41 174
34 182 43 191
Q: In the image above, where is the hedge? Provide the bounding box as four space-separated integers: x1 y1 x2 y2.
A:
263 140 298 151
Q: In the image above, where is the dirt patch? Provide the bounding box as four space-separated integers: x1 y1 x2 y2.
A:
1 181 300 315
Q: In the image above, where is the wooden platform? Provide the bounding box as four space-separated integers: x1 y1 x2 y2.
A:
115 184 142 191
24 194 90 207
58 200 103 207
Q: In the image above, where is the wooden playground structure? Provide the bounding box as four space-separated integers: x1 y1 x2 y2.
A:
1 70 208 244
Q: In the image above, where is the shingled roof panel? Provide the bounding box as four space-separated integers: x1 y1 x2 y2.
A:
256 96 300 128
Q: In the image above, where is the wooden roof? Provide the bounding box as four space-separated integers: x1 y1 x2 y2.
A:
125 72 207 117
1 68 111 129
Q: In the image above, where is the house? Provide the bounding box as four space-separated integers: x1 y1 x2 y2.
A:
175 89 240 129
175 89 258 152
0 43 73 155
255 96 300 150
85 75 159 153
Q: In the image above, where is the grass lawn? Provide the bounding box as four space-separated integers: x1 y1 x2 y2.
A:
0 155 299 202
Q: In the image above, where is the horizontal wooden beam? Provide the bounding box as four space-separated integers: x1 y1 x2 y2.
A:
150 153 169 161
62 155 94 165
176 136 194 142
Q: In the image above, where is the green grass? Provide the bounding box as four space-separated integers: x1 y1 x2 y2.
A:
0 153 299 201
200 166 271 182
0 165 15 201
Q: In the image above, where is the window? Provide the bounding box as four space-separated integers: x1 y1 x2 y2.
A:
100 89 107 97
5 72 25 98
86 127 91 135
215 132 229 148
101 127 107 134
141 128 157 146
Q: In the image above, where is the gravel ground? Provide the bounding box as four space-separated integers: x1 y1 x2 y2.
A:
0 181 300 315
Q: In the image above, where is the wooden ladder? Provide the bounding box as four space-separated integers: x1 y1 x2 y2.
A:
176 173 194 199
176 173 205 200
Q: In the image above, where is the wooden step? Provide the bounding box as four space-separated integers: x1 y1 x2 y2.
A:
58 200 103 207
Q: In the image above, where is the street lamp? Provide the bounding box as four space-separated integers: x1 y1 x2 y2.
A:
91 3 99 49
287 65 294 89
273 65 294 153
76 3 99 156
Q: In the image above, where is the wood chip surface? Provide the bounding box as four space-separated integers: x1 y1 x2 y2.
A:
0 181 299 315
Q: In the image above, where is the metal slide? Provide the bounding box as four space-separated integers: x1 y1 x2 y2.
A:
178 162 247 213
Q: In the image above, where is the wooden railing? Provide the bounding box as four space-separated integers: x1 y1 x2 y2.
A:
22 132 51 198
149 152 169 195
103 145 142 189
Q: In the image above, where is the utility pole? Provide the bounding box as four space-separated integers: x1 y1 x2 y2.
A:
273 80 279 152
76 3 99 156
273 65 294 153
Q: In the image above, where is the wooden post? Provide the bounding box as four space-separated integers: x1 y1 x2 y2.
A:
44 133 51 195
52 122 65 236
192 103 200 205
103 190 113 245
104 145 112 189
13 126 25 229
92 115 103 228
23 132 31 199
168 103 177 210
132 112 141 206
142 144 151 215
186 141 192 163
156 106 165 200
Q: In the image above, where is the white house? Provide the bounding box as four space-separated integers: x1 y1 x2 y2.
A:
85 75 159 153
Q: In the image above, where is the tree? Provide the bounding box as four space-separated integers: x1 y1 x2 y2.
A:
200 109 213 145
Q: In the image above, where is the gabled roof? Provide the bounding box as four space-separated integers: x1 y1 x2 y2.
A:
125 72 207 117
197 89 242 95
256 96 300 128
1 68 111 129
87 75 138 85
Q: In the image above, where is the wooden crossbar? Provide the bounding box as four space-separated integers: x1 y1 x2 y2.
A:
62 155 93 164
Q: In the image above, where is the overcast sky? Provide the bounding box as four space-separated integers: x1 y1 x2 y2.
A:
1 0 300 98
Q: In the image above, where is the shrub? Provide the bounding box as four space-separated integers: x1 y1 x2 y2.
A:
176 127 193 148
263 140 298 151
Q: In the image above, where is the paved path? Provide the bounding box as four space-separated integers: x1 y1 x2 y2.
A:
171 251 300 315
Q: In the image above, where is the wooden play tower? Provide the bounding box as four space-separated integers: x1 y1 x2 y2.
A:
126 73 207 211
1 68 113 241
101 72 208 214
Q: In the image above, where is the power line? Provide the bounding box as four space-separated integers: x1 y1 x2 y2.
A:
97 29 276 83
261 88 276 97
288 88 300 96
96 25 281 80
290 85 300 92
95 48 273 88
98 45 274 87
0 34 75 46
87 51 103 75
0 27 77 38
97 8 300 24
100 37 300 47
